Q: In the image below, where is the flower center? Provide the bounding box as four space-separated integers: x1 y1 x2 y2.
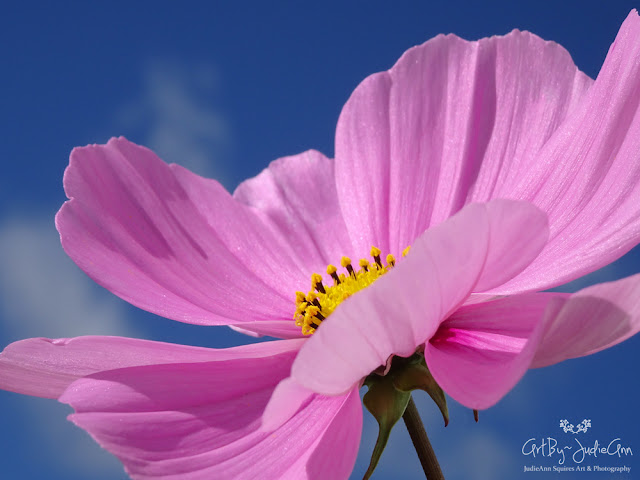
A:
294 246 410 335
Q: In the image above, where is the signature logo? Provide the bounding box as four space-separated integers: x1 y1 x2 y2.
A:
560 419 591 434
522 437 633 465
521 418 633 468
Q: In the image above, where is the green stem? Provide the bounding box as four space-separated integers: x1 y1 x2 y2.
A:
402 396 445 480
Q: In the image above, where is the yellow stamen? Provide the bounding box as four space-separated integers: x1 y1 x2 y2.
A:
370 246 382 268
311 273 325 293
402 246 411 257
359 258 370 271
326 264 341 284
305 305 319 317
294 245 409 335
341 256 356 277
386 254 395 267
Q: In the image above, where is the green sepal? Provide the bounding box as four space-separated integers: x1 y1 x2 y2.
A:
361 354 450 479
362 374 411 480
392 359 449 427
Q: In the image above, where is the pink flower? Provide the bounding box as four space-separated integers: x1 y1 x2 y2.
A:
3 9 640 480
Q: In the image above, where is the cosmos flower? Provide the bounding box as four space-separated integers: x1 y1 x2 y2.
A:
2 9 640 480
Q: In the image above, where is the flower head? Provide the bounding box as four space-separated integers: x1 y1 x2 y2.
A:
2 9 640 480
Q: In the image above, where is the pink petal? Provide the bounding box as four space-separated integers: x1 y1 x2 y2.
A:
335 27 590 257
61 352 361 479
261 377 314 431
495 10 640 292
233 148 353 267
426 293 567 410
57 138 349 337
306 390 362 480
472 198 548 292
0 335 304 399
227 322 304 339
533 273 640 368
292 200 548 395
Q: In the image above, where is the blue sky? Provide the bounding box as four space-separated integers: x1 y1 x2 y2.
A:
0 1 638 479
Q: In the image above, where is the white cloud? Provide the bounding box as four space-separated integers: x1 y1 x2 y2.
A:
0 58 234 480
0 215 139 340
114 59 231 186
0 215 138 479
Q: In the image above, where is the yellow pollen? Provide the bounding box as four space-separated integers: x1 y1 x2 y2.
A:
294 245 408 335
311 272 325 293
386 254 395 267
326 264 341 284
305 305 320 317
402 246 411 257
370 246 383 267
341 256 356 277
